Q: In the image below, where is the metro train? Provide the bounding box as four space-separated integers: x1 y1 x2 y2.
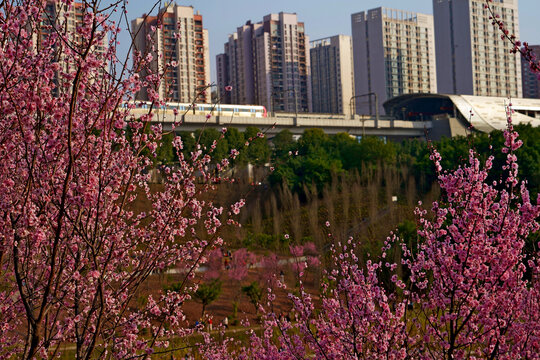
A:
133 101 268 118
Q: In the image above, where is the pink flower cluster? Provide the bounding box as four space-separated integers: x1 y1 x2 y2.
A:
0 1 246 358
207 109 540 360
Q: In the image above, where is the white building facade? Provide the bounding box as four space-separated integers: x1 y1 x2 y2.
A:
132 5 211 103
310 35 355 115
433 0 521 97
217 13 312 113
351 7 437 115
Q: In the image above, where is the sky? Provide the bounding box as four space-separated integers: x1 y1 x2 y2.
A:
115 0 540 82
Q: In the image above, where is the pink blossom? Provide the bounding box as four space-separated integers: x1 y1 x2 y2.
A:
289 245 303 257
0 2 249 357
228 248 256 281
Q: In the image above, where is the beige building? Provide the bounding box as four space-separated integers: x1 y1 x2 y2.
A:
217 13 312 113
38 2 107 68
132 4 211 103
351 8 437 115
310 35 354 115
433 0 521 97
34 1 109 95
40 2 84 46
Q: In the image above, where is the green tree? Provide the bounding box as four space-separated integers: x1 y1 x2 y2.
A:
297 128 329 156
224 127 246 165
271 129 296 161
193 280 222 318
155 132 176 165
177 131 196 159
297 156 342 193
195 128 229 163
329 132 358 166
241 281 263 314
244 127 270 165
513 124 540 195
269 158 300 190
269 128 343 193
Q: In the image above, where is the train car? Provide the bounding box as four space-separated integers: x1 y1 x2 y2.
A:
133 102 267 118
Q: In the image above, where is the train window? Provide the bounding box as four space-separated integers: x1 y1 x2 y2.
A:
233 108 239 113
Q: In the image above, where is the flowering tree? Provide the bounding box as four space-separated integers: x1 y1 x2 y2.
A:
2 0 539 359
228 248 257 282
260 252 281 286
289 242 320 279
205 248 224 280
402 111 540 358
217 54 540 360
0 0 241 358
225 1 540 357
200 105 540 360
221 107 539 360
247 239 408 359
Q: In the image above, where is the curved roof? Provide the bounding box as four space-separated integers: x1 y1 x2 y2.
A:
384 93 540 133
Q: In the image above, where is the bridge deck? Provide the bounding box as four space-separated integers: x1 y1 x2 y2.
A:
131 109 431 139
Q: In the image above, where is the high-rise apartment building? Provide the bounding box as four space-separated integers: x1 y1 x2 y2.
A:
40 1 85 47
39 2 107 61
36 1 108 92
521 45 540 99
351 8 437 115
433 0 521 97
310 35 354 115
216 52 231 103
216 13 312 113
132 5 211 103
